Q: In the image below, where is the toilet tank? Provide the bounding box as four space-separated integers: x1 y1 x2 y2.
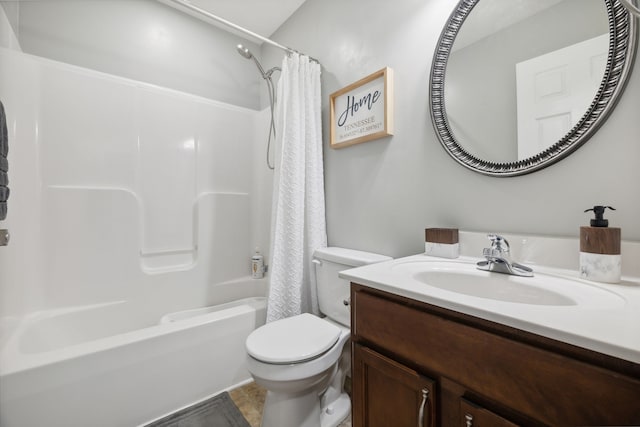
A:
313 247 392 327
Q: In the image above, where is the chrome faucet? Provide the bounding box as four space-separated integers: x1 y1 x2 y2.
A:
477 234 533 277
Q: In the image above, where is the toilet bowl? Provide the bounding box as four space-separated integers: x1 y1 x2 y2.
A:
245 247 392 427
247 314 351 427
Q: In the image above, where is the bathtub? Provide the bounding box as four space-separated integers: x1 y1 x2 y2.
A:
0 277 267 427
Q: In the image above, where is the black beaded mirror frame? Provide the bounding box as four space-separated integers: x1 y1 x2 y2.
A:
429 0 637 177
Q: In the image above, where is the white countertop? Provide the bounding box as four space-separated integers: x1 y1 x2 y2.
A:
340 254 640 364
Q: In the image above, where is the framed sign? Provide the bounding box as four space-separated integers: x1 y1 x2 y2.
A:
329 67 394 149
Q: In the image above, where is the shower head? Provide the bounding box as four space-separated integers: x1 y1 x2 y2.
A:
236 43 271 80
236 44 279 170
236 44 253 59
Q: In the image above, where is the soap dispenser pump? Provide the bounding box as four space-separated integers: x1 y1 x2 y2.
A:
580 206 621 283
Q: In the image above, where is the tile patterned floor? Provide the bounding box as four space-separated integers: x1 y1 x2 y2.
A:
229 382 352 427
228 382 265 427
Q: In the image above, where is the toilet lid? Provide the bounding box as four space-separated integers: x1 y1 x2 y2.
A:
246 313 341 364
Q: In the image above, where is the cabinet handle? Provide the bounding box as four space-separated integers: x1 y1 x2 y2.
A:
465 413 474 427
418 388 429 427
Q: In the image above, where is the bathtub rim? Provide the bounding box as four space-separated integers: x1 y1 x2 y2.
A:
0 295 266 377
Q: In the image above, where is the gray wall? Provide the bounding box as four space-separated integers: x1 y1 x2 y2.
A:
0 0 263 109
266 0 640 258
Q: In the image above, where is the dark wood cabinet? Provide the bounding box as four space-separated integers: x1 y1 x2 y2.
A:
459 399 519 427
350 283 640 427
353 344 436 427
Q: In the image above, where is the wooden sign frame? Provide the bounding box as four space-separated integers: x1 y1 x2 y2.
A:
329 67 394 149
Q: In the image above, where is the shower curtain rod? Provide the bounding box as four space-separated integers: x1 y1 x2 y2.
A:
164 0 320 64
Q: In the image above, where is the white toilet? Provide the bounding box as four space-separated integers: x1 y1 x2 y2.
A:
245 247 392 427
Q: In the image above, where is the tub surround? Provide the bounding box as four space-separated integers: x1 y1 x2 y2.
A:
0 46 271 316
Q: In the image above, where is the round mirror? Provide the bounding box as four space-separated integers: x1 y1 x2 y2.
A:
430 0 637 177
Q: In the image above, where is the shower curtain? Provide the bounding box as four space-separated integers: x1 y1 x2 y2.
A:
266 53 327 322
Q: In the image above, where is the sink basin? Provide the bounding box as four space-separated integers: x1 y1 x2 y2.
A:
391 260 625 308
414 270 574 305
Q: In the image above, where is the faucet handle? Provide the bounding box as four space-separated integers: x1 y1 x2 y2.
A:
486 234 510 253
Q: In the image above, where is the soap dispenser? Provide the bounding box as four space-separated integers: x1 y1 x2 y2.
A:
580 206 621 283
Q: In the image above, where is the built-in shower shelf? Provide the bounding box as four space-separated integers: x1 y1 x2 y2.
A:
140 247 197 273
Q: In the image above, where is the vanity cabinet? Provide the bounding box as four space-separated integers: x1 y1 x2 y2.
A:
350 283 640 427
353 344 436 427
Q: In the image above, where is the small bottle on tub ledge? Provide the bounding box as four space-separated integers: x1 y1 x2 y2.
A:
252 247 265 279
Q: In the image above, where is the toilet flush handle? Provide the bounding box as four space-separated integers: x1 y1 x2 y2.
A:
312 259 322 265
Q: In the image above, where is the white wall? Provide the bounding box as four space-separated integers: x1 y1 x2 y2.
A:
0 0 18 50
0 0 262 109
266 0 640 258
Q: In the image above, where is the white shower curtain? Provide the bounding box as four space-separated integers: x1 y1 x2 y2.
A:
266 53 327 322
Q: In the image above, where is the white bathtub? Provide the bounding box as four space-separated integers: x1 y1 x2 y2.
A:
0 277 267 427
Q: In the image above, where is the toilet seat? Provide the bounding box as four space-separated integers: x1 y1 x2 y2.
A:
246 313 341 364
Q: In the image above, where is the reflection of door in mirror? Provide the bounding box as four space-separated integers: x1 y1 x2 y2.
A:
445 0 608 163
515 34 608 160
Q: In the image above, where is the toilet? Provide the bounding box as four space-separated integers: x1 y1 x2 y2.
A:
245 247 392 427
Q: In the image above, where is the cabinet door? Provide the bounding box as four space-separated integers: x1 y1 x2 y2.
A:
352 344 436 427
460 399 519 427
